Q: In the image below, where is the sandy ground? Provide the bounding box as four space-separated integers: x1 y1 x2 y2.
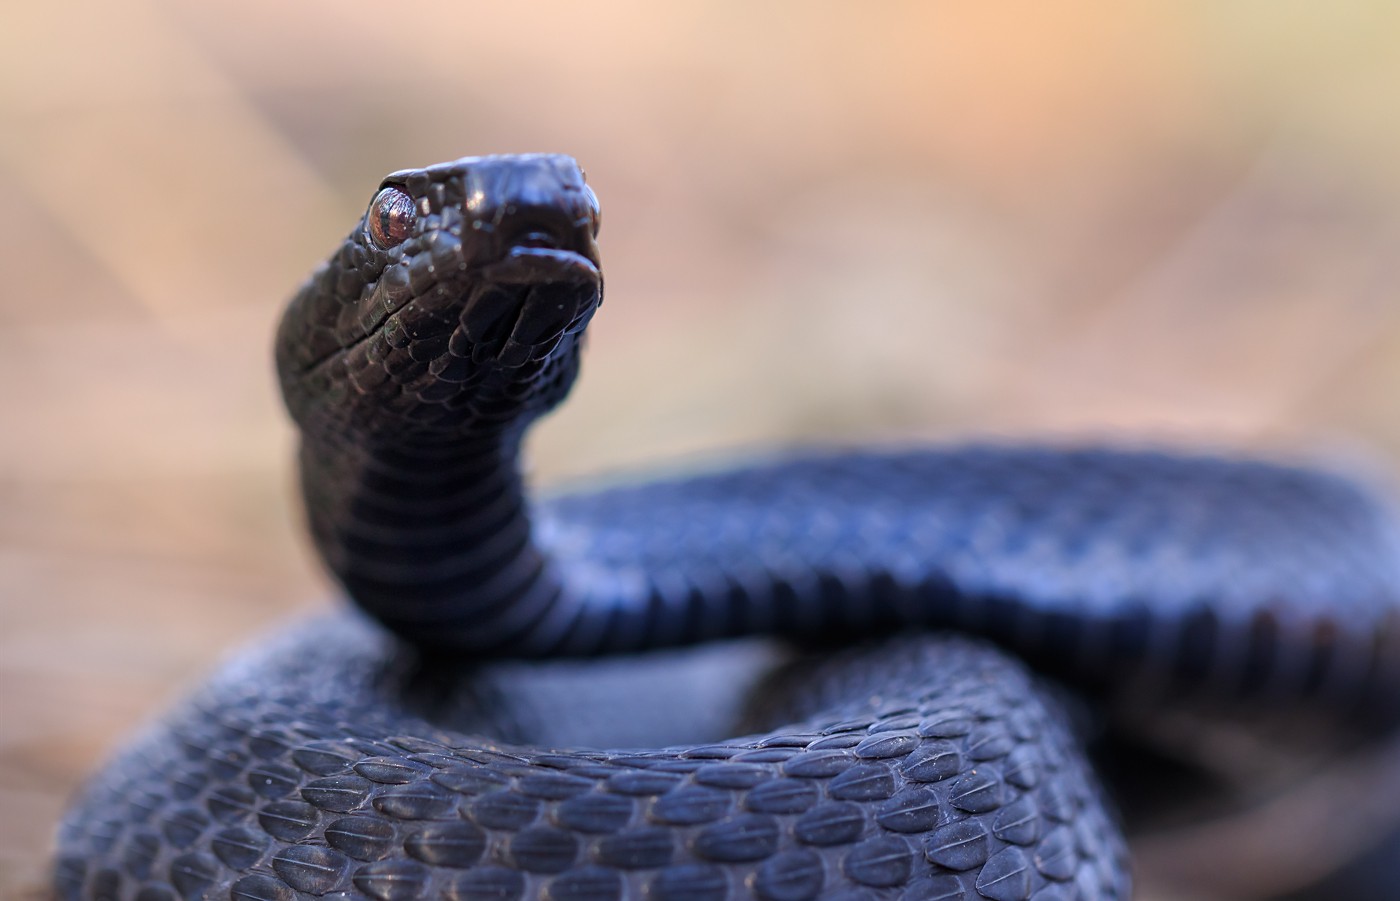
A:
4 3 1400 898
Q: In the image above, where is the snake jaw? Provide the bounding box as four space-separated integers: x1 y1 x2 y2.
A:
483 245 601 284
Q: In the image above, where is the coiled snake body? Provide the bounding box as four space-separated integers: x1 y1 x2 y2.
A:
56 155 1400 900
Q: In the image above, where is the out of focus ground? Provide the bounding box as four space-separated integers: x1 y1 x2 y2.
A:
3 3 1400 898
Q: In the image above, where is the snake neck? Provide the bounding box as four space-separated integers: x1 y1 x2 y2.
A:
299 428 562 650
299 423 815 658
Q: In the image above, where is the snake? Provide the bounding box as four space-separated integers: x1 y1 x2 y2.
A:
53 154 1400 901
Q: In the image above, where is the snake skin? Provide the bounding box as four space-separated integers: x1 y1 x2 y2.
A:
55 619 1126 901
54 154 1400 900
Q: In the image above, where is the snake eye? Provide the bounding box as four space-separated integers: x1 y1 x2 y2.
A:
367 187 416 249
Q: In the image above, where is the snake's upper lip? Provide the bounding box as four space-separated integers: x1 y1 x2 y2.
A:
481 246 601 285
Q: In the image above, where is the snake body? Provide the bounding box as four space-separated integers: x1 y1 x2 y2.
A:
55 155 1400 900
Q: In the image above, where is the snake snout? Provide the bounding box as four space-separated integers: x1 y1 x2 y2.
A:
491 203 601 276
463 154 601 273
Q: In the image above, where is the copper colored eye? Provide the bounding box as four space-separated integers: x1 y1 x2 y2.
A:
367 187 416 249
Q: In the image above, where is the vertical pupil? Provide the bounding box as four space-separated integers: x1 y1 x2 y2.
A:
370 189 413 248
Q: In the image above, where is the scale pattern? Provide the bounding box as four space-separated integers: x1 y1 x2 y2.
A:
56 619 1128 901
539 447 1400 724
53 154 1400 900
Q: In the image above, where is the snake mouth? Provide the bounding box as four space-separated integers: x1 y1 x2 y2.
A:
481 245 601 286
291 246 599 378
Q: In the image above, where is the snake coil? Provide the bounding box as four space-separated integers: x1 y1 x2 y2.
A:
56 155 1400 901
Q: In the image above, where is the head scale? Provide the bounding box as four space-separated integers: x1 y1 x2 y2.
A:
276 154 602 444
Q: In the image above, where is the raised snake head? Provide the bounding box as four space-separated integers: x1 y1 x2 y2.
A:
276 154 603 444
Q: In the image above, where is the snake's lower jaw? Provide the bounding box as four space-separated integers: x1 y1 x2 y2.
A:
457 261 600 367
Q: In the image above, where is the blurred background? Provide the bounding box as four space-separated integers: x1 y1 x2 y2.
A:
3 1 1399 898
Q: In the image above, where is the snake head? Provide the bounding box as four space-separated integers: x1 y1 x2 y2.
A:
277 154 603 440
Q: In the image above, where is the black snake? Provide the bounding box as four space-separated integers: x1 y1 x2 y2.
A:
55 154 1400 900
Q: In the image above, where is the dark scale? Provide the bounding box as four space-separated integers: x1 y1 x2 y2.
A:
54 154 1400 900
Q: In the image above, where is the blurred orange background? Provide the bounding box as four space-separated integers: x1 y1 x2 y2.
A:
3 2 1399 898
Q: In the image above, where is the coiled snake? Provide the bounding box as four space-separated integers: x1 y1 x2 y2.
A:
55 155 1400 900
